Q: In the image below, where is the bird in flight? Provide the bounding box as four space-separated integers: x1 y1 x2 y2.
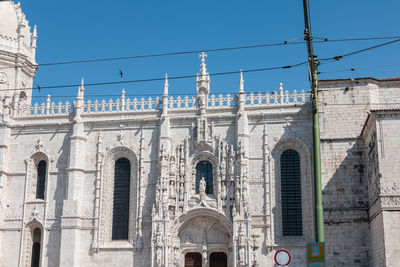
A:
119 70 123 79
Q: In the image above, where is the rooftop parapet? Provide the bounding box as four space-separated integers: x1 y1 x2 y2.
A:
10 84 310 117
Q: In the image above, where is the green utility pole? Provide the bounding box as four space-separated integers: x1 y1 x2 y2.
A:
302 0 324 242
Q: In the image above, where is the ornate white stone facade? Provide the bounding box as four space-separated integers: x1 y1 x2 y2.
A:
1 2 400 266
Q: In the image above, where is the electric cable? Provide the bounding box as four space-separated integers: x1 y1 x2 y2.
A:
0 61 308 92
1 36 400 70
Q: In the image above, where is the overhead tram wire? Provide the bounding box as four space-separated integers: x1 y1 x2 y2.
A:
319 38 400 64
319 63 400 74
1 36 400 70
0 61 308 92
12 37 398 93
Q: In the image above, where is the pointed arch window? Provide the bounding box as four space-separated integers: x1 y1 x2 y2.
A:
35 161 46 200
31 228 41 267
196 161 213 194
280 149 303 236
112 158 131 240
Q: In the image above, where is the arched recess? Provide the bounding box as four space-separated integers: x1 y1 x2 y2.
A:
98 146 138 247
271 138 313 243
26 151 50 201
169 208 232 266
170 207 232 243
21 220 44 267
190 152 218 198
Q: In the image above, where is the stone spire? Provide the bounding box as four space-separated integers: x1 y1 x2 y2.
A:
32 25 38 58
196 52 210 114
163 73 169 96
237 70 245 111
162 74 169 115
239 70 244 93
78 77 85 99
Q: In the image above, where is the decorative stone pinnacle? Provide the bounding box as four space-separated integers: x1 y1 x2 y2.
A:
121 88 125 97
77 77 85 98
279 82 283 91
163 73 169 96
239 70 244 93
33 25 38 38
199 52 208 76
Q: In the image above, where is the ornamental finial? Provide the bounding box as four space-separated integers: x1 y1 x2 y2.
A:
163 73 169 96
199 52 208 76
33 25 38 38
238 70 244 93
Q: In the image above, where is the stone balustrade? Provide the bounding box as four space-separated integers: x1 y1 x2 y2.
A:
11 89 309 117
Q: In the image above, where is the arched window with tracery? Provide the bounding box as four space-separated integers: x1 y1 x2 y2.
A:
280 149 303 236
196 161 213 194
31 228 41 267
112 157 131 240
35 160 46 200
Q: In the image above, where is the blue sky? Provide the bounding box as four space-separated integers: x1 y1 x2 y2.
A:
18 0 400 102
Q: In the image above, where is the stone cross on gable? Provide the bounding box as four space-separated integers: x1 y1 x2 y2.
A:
199 52 207 63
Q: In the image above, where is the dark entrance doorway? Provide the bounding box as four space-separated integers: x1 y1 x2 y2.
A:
185 252 202 267
210 252 227 267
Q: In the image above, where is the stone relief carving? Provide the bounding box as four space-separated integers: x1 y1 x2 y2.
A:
0 72 7 84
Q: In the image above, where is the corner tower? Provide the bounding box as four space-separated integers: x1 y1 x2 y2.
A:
0 1 38 104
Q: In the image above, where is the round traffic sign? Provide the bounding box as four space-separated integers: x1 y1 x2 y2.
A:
274 249 291 266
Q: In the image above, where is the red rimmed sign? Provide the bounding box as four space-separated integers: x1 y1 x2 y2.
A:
274 249 291 266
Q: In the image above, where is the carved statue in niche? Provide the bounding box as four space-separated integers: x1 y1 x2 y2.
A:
198 94 206 108
232 205 237 217
229 182 235 199
170 157 175 174
210 121 215 139
199 119 205 140
221 182 227 200
156 224 163 245
155 188 160 202
236 190 241 202
169 207 175 220
239 247 245 263
162 189 168 202
243 187 249 203
169 181 175 198
200 177 206 193
220 157 226 173
229 157 235 175
156 247 163 267
199 177 207 201
179 158 185 177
